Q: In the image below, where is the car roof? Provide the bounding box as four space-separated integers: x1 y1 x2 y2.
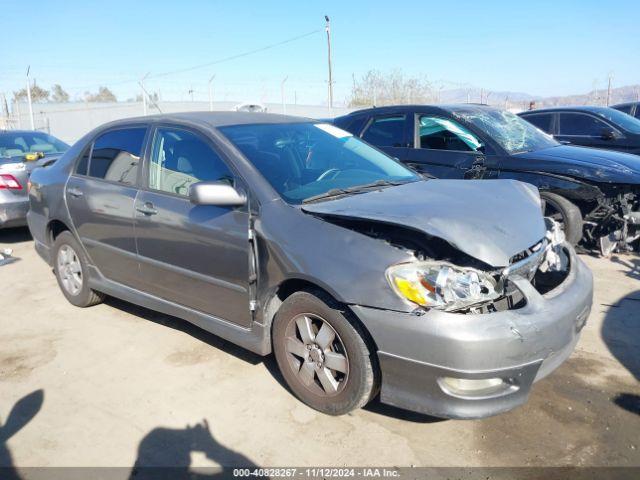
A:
0 129 56 135
97 111 313 130
335 103 499 120
519 106 619 115
611 101 640 108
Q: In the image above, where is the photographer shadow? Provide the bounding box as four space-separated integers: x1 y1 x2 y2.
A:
130 419 263 480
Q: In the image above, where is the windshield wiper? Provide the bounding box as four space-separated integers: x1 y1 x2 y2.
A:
302 179 412 204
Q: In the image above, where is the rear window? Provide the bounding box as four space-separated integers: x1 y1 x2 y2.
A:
522 113 553 133
85 128 146 185
0 132 68 159
614 104 633 115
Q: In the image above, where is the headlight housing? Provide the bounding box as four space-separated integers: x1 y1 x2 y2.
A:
386 261 502 311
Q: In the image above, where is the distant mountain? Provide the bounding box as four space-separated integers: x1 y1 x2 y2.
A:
440 88 538 104
440 84 640 110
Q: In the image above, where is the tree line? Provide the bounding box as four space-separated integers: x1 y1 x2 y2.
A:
13 83 117 103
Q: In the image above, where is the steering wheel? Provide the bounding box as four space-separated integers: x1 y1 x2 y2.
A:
316 168 341 181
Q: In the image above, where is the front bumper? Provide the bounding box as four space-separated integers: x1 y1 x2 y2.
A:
351 247 593 419
0 198 29 228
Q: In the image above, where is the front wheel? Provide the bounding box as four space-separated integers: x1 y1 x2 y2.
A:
540 192 584 246
272 290 378 415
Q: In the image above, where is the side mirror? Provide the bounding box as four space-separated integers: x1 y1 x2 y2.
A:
601 128 616 141
189 181 246 207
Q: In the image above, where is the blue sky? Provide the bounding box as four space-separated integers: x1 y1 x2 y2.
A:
2 0 639 105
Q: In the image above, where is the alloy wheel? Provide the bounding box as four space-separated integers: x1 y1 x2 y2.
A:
57 245 83 296
284 313 349 396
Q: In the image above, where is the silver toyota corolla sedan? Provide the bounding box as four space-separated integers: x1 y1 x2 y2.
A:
0 130 68 228
26 112 593 418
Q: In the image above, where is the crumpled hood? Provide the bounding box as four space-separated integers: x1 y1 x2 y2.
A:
302 179 546 267
517 145 640 184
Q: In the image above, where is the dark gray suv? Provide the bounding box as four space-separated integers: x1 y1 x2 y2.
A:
27 112 593 418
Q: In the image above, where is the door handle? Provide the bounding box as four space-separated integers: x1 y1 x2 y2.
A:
67 187 83 198
136 203 158 216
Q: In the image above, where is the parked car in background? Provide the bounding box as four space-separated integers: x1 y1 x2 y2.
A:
27 112 593 419
518 106 640 155
0 130 69 228
333 105 640 254
612 101 640 119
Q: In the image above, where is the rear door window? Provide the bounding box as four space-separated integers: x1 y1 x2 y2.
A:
523 114 553 133
361 116 406 147
558 113 609 136
87 128 146 185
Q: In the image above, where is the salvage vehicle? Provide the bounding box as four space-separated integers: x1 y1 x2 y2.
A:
519 106 640 155
27 112 593 419
612 101 640 120
0 130 68 228
333 105 640 254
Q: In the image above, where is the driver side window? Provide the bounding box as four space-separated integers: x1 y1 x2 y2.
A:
417 116 484 152
149 128 234 197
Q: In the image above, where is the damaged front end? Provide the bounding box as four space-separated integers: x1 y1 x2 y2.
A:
581 185 640 256
385 218 570 314
318 213 570 315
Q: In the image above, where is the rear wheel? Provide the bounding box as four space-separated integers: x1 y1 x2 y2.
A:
540 192 583 246
53 231 105 307
272 290 378 415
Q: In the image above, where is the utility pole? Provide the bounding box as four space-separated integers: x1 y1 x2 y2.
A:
26 66 35 130
606 73 613 106
188 86 194 102
325 15 333 109
208 74 216 111
281 76 288 114
140 72 150 115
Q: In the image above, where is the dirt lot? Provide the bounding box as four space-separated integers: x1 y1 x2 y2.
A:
1 227 639 472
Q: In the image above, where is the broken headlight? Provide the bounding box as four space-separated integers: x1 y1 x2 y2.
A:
540 217 568 272
386 262 502 311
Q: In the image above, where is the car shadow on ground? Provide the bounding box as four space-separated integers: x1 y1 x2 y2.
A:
0 227 31 245
0 390 45 480
105 297 444 424
104 297 264 366
609 254 640 280
601 287 640 417
129 419 260 479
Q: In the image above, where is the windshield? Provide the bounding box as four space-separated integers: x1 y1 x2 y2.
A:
455 109 559 154
219 122 419 204
592 107 640 134
0 131 69 159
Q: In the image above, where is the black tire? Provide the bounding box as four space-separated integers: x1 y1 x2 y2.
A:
272 290 378 415
52 231 105 307
540 192 584 246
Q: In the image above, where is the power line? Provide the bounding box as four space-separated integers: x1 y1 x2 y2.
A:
149 29 322 79
59 28 322 91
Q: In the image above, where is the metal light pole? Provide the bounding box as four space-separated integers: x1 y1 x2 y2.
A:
606 73 613 106
140 72 150 115
325 15 333 109
208 74 216 111
26 66 35 130
281 76 289 114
